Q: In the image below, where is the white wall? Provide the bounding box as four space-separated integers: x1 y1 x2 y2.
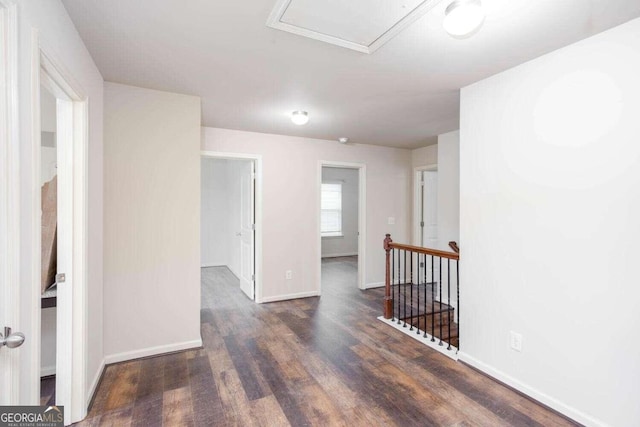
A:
321 167 359 258
104 82 202 361
16 0 104 406
40 308 56 376
201 159 230 267
459 17 640 427
411 144 437 169
202 127 412 299
437 130 460 251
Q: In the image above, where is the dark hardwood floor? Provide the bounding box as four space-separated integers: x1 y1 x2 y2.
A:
75 256 579 426
40 375 56 406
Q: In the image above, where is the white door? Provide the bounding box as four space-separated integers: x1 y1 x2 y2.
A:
422 171 440 292
238 161 255 300
422 171 438 248
0 0 22 404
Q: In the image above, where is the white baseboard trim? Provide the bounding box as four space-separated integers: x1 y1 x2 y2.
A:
457 352 604 427
86 359 106 408
104 339 203 365
201 263 226 268
321 252 358 258
377 316 458 360
364 282 385 289
259 291 320 303
40 366 56 377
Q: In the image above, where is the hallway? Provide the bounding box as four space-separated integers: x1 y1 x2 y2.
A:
77 259 577 426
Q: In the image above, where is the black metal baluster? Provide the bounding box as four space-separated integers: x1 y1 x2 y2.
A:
403 250 407 327
457 259 460 352
397 249 401 325
439 257 443 346
409 251 414 331
431 255 435 342
447 258 452 350
421 253 426 336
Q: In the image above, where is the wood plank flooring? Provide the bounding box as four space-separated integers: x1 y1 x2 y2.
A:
75 256 579 426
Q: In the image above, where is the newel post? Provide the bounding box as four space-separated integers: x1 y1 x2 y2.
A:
384 234 393 319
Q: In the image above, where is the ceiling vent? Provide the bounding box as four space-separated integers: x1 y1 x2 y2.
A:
267 0 442 54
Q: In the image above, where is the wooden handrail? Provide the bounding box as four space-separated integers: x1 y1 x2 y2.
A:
388 242 459 260
448 241 459 254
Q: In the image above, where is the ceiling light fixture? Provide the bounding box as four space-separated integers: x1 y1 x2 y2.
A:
338 137 349 144
291 110 309 125
443 0 485 38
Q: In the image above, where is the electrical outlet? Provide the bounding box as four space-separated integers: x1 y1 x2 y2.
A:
510 331 523 352
285 270 292 280
388 217 395 225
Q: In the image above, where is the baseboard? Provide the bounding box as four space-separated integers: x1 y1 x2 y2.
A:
40 366 56 377
86 359 106 409
259 291 320 303
457 352 604 427
364 282 385 289
321 252 358 258
104 339 203 365
377 316 458 360
201 263 226 268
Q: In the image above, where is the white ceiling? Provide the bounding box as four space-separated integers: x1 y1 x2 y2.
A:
62 0 640 149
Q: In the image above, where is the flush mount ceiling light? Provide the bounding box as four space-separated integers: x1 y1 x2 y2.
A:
338 137 349 144
291 110 309 125
443 0 485 38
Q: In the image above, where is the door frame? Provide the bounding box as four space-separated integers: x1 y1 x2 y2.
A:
200 151 263 302
413 164 437 247
0 0 19 405
32 31 89 424
317 161 367 291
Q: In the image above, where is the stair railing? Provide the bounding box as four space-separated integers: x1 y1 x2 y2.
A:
384 234 460 351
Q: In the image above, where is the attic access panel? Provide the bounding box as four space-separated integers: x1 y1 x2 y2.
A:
267 0 443 54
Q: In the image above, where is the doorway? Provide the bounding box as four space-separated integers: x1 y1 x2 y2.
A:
39 85 58 405
36 45 89 425
318 162 366 292
200 152 262 302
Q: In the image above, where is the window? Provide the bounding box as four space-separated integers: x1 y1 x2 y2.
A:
321 182 342 236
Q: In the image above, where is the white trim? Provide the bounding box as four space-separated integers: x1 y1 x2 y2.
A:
201 263 227 268
32 32 89 425
104 340 203 365
377 316 458 360
413 164 437 246
457 352 603 427
318 161 367 292
40 366 56 378
85 359 105 409
0 0 19 406
29 28 43 408
321 252 358 258
200 151 264 303
364 282 385 289
260 291 321 303
266 0 444 54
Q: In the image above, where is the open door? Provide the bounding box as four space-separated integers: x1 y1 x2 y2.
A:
421 171 438 248
239 161 255 300
0 0 22 405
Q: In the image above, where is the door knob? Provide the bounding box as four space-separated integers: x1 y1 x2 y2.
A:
0 327 25 349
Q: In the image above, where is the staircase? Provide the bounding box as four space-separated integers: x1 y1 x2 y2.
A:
380 235 460 357
395 283 459 348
